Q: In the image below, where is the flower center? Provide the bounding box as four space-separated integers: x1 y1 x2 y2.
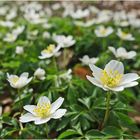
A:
11 77 19 84
100 28 107 35
121 32 128 38
34 103 51 118
42 44 55 54
100 70 122 87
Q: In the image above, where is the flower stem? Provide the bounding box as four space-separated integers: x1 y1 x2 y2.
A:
53 56 57 71
45 123 49 138
17 89 22 113
101 91 111 129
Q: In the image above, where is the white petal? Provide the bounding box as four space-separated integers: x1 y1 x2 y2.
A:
51 97 64 113
34 117 50 125
20 72 29 78
38 96 50 105
86 76 107 91
117 47 126 54
26 77 33 84
51 109 67 119
19 113 38 123
108 47 116 56
106 86 124 92
23 105 36 115
120 73 139 85
89 64 103 81
122 81 138 88
105 60 124 74
127 51 136 59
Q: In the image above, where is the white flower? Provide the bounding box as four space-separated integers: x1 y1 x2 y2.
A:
115 20 129 27
43 31 51 39
39 44 61 59
6 9 17 20
4 26 25 42
0 20 15 28
86 60 139 92
7 72 32 89
95 26 113 37
59 69 72 81
109 46 136 59
53 34 75 48
79 55 99 66
117 28 135 41
34 68 46 80
4 33 18 42
20 96 67 125
16 46 24 55
70 9 90 19
12 26 25 36
74 19 96 27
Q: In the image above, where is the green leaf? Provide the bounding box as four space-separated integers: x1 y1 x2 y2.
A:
86 129 104 138
102 126 122 137
115 112 139 132
58 129 80 139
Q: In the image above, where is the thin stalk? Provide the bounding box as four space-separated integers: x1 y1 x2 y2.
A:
101 91 111 129
17 89 22 113
45 123 49 138
53 56 57 71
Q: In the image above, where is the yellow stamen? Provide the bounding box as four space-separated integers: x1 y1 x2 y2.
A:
100 28 107 35
11 77 19 84
121 32 128 38
101 69 122 87
42 44 55 54
34 103 51 118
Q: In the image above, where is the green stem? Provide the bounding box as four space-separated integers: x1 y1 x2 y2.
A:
17 89 22 113
53 56 57 71
45 123 49 138
101 91 111 129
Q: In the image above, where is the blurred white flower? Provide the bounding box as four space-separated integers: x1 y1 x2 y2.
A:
59 69 72 81
34 68 45 80
39 44 61 59
117 28 135 41
53 34 75 48
87 60 139 91
115 20 129 27
0 20 15 28
20 96 66 125
12 25 25 35
7 72 32 89
70 9 90 19
96 10 113 23
43 31 51 39
74 19 96 27
4 26 25 42
79 55 99 66
95 26 113 37
109 46 136 59
16 46 24 55
6 9 17 20
4 33 18 42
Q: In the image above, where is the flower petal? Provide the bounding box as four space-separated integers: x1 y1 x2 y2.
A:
122 81 138 88
20 72 29 78
106 86 124 92
108 46 116 56
86 76 107 91
51 97 64 113
51 109 67 119
105 60 124 74
38 96 50 106
89 64 103 81
19 113 38 123
23 105 36 115
120 73 139 85
34 117 50 125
